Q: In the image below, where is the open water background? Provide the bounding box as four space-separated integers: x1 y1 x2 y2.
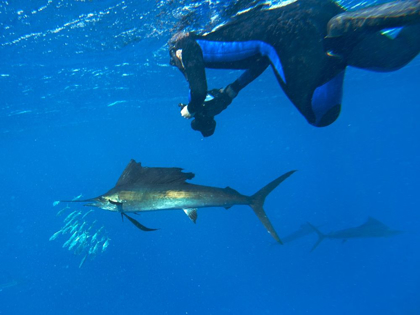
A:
0 1 419 314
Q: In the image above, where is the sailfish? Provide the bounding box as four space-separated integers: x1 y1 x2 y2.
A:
63 159 296 243
307 217 403 251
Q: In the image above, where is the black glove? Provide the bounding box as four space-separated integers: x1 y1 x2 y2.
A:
201 87 233 117
191 114 216 137
189 88 227 137
178 103 216 137
180 86 236 137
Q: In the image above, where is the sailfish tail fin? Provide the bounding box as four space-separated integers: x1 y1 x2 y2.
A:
307 222 326 252
249 170 296 244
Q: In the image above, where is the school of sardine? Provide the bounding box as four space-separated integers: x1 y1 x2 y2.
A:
49 205 110 268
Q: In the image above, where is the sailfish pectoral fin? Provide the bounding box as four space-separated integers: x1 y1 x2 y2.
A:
183 208 198 224
121 213 159 232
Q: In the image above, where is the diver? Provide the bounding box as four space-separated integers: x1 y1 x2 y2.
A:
169 0 420 137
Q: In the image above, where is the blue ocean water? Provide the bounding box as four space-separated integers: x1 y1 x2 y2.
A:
1 0 419 314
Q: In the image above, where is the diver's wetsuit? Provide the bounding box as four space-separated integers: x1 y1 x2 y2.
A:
169 0 420 134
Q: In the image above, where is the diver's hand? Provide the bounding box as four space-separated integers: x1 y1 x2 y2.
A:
179 103 193 119
180 103 216 136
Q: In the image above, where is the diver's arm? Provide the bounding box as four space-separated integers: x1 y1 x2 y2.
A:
195 58 270 118
229 58 270 96
180 37 208 116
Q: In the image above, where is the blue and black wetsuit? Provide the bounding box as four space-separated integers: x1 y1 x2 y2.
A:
169 0 420 136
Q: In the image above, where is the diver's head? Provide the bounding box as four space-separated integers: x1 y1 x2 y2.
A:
168 31 189 49
169 48 185 71
169 31 189 70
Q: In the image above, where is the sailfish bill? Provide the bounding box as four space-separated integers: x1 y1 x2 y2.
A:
62 159 296 243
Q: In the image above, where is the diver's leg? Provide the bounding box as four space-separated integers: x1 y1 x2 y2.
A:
327 0 420 38
347 24 420 71
325 0 420 71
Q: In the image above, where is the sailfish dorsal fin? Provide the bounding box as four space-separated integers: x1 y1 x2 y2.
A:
115 159 195 187
363 217 388 229
115 160 144 186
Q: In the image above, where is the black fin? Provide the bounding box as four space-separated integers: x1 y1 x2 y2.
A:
122 213 158 232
